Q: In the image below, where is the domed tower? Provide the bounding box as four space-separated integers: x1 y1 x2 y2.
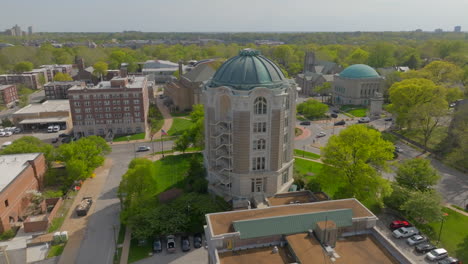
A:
203 49 297 199
333 64 384 106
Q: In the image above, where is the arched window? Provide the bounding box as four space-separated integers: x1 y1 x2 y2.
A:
254 97 267 115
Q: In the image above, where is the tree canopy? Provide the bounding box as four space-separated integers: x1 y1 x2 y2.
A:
400 190 444 223
395 158 440 192
13 61 33 73
297 99 329 119
93 61 108 80
53 72 73 81
0 136 55 163
174 104 204 152
319 125 394 203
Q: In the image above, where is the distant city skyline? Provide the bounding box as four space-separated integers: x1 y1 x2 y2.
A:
1 0 467 32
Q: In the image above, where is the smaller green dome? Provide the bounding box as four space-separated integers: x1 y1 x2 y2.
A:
340 64 380 79
210 48 287 90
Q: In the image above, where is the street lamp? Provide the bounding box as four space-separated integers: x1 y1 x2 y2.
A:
437 212 449 245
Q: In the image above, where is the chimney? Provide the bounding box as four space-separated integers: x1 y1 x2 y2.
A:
120 68 128 78
28 160 42 191
178 60 183 80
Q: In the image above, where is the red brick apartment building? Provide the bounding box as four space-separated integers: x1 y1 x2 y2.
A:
0 73 42 90
0 84 18 107
0 153 46 233
68 76 150 137
44 81 85 100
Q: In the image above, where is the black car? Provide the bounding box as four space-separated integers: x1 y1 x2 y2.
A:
193 233 202 248
181 236 190 252
415 242 436 253
438 257 461 264
153 237 162 253
52 138 59 143
384 117 393 121
332 109 340 113
334 120 346 126
331 113 338 118
61 137 71 143
59 133 69 138
299 121 311 126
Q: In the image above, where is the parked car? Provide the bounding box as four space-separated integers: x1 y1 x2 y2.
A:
52 138 59 143
53 125 60 132
181 235 190 252
299 121 311 126
193 233 202 248
384 117 393 121
392 227 419 238
334 120 346 126
59 133 69 137
47 126 54 133
153 237 162 253
166 235 176 253
62 137 71 143
316 132 326 138
137 146 151 152
14 127 21 133
407 235 427 246
416 242 437 253
426 248 448 261
390 220 411 230
395 146 404 153
358 117 370 123
331 113 338 118
438 257 461 264
332 109 339 113
4 131 12 137
0 132 5 137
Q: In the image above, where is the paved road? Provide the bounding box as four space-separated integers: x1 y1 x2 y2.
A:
74 140 174 264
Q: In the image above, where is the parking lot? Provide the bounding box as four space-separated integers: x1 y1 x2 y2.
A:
134 235 208 264
377 214 444 263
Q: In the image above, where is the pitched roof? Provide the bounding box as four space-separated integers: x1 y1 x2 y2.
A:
182 62 216 83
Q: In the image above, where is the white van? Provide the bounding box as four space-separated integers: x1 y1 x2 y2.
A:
47 126 54 133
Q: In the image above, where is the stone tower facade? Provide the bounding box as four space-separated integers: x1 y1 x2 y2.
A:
203 49 297 199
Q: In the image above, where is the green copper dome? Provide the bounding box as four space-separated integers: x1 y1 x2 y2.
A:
339 64 380 79
210 49 287 90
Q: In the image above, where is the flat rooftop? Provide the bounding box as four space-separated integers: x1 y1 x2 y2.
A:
14 100 70 115
69 76 146 91
286 233 398 264
0 153 41 193
219 246 294 264
44 81 83 86
208 199 374 236
0 84 15 91
267 191 316 206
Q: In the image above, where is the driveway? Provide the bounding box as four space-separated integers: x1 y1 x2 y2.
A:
134 236 207 264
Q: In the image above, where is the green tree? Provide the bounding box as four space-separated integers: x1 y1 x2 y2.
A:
409 103 447 148
400 190 443 223
444 103 468 170
13 61 33 73
315 82 332 102
53 72 73 81
0 136 55 163
445 87 464 103
383 183 412 210
388 78 446 128
320 125 394 203
93 61 108 81
403 53 421 69
368 43 396 68
395 158 440 192
422 61 463 84
65 159 90 184
297 99 329 119
344 48 369 66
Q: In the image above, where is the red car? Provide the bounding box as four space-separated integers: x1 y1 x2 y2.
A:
390 220 411 230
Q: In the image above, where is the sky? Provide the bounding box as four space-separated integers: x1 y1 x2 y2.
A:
1 0 467 32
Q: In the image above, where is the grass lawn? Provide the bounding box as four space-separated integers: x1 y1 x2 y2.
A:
47 243 65 258
152 153 202 195
294 158 338 197
128 239 152 263
339 105 368 117
294 149 320 160
113 133 146 142
399 126 448 150
153 146 202 155
296 115 307 121
426 208 468 262
295 128 303 137
167 118 193 136
170 111 190 117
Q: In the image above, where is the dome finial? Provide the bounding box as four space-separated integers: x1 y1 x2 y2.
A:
239 48 260 56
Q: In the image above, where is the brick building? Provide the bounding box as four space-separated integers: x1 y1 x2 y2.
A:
0 84 18 107
40 64 73 81
0 73 42 90
13 100 72 131
44 81 85 100
0 153 46 233
68 76 150 138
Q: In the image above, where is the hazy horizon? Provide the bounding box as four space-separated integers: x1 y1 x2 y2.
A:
1 0 467 33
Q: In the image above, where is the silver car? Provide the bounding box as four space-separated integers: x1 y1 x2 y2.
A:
392 227 419 238
406 234 427 246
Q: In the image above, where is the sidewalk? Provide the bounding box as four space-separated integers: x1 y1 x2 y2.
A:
152 97 173 139
446 204 468 216
119 227 131 264
58 159 113 264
